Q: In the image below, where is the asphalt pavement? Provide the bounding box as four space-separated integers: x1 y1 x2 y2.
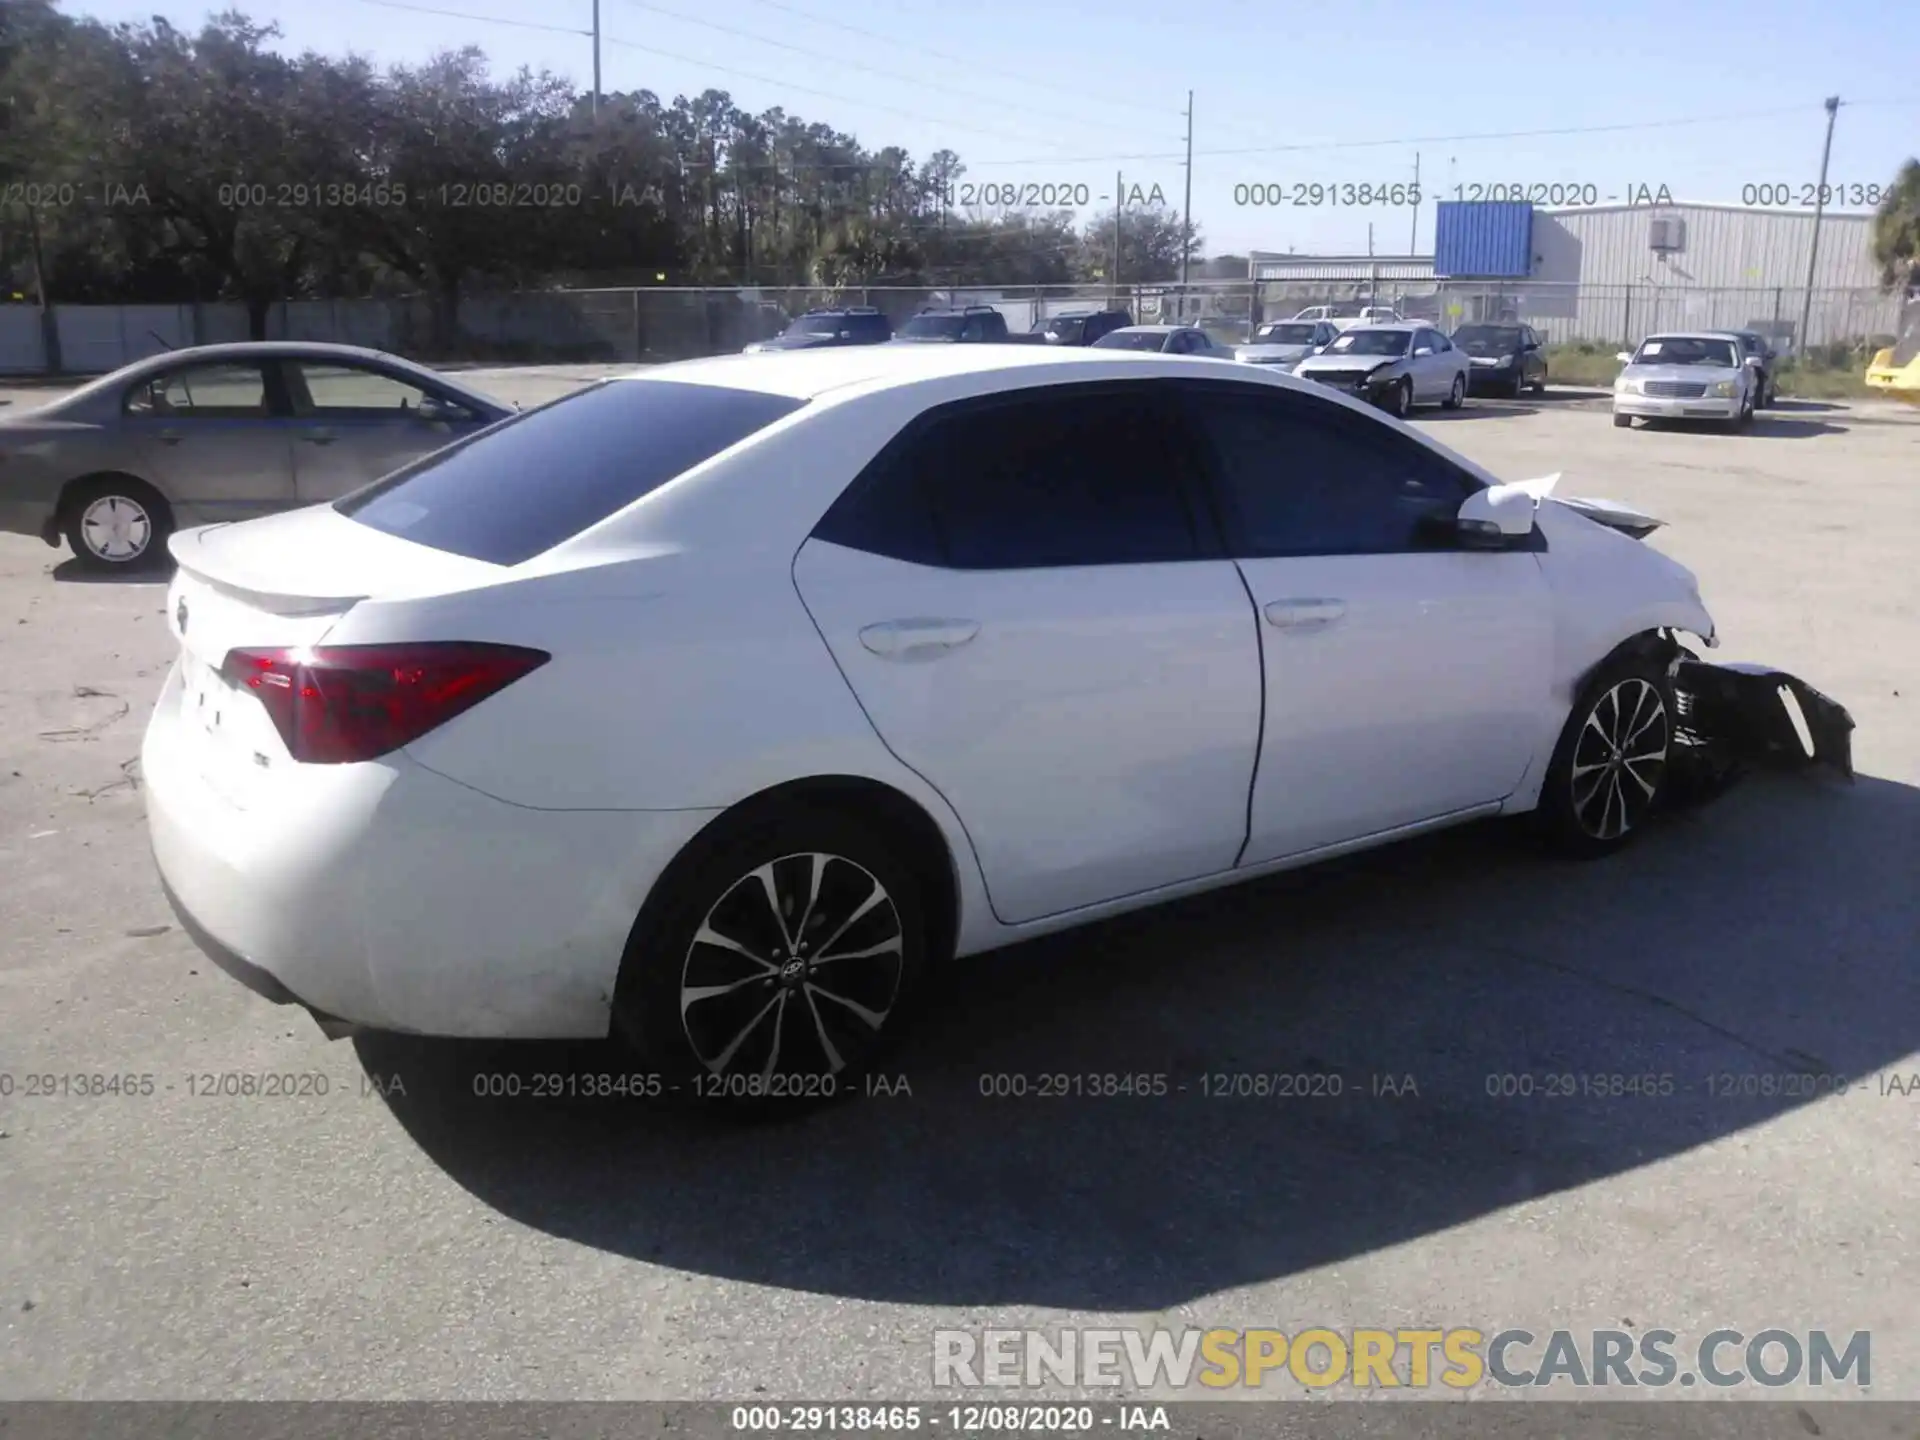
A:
1 371 1916 1403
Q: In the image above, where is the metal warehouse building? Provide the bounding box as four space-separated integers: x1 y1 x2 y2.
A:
1251 200 1897 350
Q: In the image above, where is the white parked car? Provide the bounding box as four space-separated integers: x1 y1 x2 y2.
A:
1291 305 1403 330
1612 333 1757 430
1236 320 1340 370
1292 323 1472 417
144 345 1848 1104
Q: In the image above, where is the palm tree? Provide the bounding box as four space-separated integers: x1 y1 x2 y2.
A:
1871 159 1920 293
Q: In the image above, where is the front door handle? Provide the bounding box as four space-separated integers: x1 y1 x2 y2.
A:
858 618 981 660
1264 598 1347 630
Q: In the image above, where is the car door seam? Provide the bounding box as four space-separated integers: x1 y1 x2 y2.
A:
785 542 1004 925
1229 557 1266 869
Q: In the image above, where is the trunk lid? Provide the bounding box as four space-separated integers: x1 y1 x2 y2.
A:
163 506 505 804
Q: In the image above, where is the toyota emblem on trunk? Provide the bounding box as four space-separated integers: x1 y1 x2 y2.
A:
176 597 189 633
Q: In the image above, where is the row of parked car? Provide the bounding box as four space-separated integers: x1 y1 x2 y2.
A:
744 303 1557 420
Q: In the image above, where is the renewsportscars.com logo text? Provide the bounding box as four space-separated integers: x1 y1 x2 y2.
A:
932 1328 1871 1391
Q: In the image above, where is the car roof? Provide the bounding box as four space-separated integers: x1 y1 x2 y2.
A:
1641 331 1741 343
41 341 509 409
1336 322 1424 333
1110 325 1186 335
606 344 1241 403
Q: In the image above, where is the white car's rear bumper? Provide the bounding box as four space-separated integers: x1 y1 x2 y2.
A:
143 660 720 1038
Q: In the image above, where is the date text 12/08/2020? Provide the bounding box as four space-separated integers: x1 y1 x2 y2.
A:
937 182 1169 210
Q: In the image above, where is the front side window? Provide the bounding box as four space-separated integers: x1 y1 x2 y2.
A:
290 363 469 420
1189 388 1477 558
125 362 271 418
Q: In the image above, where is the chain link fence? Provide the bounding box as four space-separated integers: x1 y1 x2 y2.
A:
2 281 1905 375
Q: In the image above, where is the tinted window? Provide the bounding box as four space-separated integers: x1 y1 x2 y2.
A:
1190 388 1478 557
338 379 805 565
817 388 1202 570
125 362 270 418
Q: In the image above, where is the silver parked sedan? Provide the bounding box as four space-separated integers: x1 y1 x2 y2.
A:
0 342 515 571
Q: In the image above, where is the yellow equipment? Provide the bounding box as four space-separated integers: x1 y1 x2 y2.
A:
1865 289 1920 404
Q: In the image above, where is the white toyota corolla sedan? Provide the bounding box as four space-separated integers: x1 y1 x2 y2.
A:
146 344 1727 1098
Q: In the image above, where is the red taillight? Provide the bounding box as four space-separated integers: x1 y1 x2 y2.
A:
220 642 549 764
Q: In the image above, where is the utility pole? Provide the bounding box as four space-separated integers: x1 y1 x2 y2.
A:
1410 152 1420 253
1796 95 1840 360
1110 170 1123 307
590 0 602 117
1179 90 1194 300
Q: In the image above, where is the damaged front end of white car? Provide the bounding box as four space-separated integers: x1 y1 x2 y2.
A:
1491 475 1857 801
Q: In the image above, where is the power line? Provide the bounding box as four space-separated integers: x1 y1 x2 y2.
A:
963 102 1898 167
734 0 1177 123
605 0 1147 137
596 33 1080 152
350 0 588 35
342 0 1086 152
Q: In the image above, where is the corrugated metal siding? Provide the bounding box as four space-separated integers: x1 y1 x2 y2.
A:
1434 202 1533 277
1250 259 1435 282
1533 205 1879 289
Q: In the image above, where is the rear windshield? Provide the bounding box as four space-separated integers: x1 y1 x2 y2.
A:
336 379 806 565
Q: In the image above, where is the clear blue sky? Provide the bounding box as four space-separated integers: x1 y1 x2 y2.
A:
67 0 1920 255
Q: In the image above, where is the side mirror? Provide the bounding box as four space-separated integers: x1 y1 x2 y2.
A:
1413 345 1434 357
1615 351 1634 364
1457 484 1537 543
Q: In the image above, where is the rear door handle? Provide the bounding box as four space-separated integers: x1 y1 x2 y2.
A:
1264 598 1347 630
858 618 981 660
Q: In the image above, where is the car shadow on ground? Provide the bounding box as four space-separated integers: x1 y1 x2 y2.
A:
1632 417 1848 439
1420 404 1539 421
50 557 173 585
356 770 1919 1311
1768 399 1846 413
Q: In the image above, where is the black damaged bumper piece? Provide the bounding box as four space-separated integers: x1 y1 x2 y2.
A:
1668 654 1855 802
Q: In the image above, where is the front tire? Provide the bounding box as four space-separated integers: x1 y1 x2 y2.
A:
612 804 930 1109
63 476 172 572
1383 378 1413 418
1445 373 1466 409
1535 653 1674 859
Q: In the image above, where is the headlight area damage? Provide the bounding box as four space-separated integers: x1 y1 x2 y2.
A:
1661 635 1856 806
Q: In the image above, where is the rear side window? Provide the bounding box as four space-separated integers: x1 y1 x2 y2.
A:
815 386 1203 570
337 379 805 565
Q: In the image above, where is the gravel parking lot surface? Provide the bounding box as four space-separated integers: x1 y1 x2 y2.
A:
2 371 1916 1404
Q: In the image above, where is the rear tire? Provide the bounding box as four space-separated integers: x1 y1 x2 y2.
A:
611 803 931 1113
62 476 172 573
1535 651 1675 859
